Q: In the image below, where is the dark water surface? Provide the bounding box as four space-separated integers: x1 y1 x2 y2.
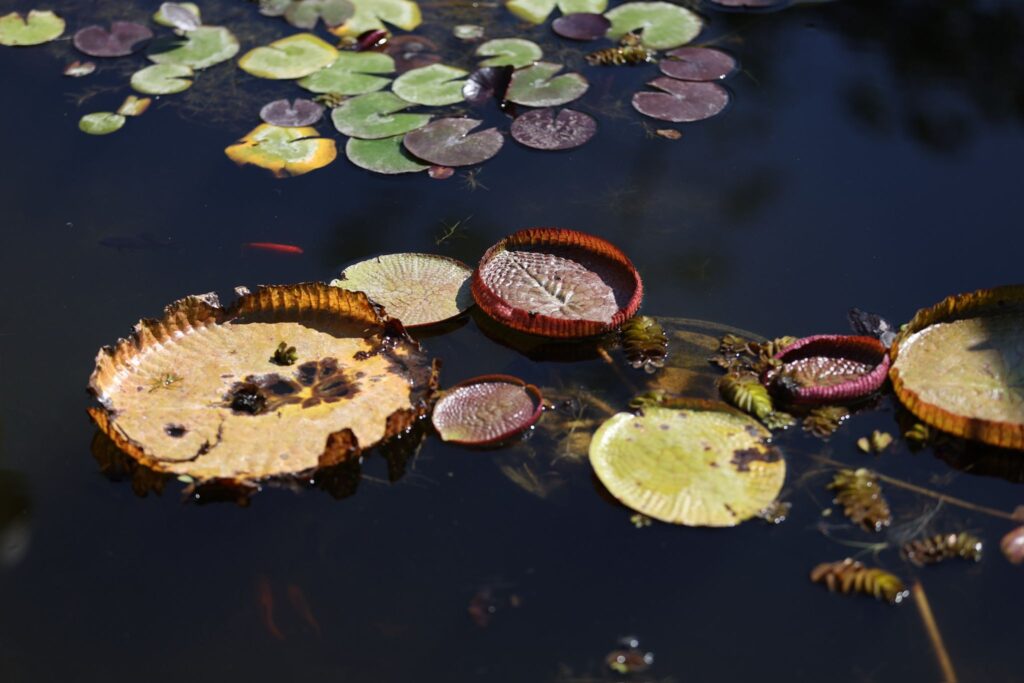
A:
1 1 1022 681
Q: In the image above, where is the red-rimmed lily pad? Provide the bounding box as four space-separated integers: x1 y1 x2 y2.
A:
660 47 737 81
345 135 430 174
402 118 503 167
604 2 703 50
507 62 589 107
551 12 610 40
632 77 729 122
462 66 513 105
431 375 543 445
510 108 597 150
331 91 431 139
762 335 890 405
260 98 325 127
0 10 65 46
471 228 643 338
73 22 153 58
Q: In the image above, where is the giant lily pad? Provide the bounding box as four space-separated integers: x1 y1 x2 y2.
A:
392 64 468 106
73 22 152 57
0 10 64 46
225 124 337 177
432 375 543 445
259 0 355 29
79 112 125 135
507 0 607 25
131 63 193 95
260 98 325 126
148 26 239 70
239 33 339 79
402 117 503 167
87 284 436 485
330 253 473 325
762 335 889 405
890 285 1024 450
660 47 737 81
475 38 542 68
345 135 429 174
511 108 597 150
298 52 395 94
329 0 422 36
331 91 430 139
589 400 785 526
632 77 729 122
604 2 703 50
507 62 588 107
472 228 643 338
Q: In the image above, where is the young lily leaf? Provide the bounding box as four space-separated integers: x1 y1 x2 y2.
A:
298 52 395 94
551 12 611 41
432 376 543 445
507 0 607 25
345 135 430 174
329 0 422 36
64 60 96 77
392 64 468 106
510 107 597 150
79 112 126 135
225 124 337 177
117 95 151 117
131 63 193 94
74 22 153 57
155 3 201 31
462 66 513 105
239 33 339 79
0 10 65 46
660 47 737 81
475 38 542 68
331 91 430 139
260 98 325 126
507 62 588 107
605 2 703 50
260 0 355 29
632 77 729 122
148 26 239 70
402 118 503 167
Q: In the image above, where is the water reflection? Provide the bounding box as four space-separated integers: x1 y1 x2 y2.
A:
0 469 31 569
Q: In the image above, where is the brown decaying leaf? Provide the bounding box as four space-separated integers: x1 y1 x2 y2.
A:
810 558 909 604
828 468 892 532
655 128 681 140
902 532 983 566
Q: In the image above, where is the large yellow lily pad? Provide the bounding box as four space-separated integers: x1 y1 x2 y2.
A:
87 283 436 484
890 285 1024 450
225 124 337 177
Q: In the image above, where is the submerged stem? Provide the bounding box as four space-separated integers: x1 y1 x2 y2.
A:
912 580 958 683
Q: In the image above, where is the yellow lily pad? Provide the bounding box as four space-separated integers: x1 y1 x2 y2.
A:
0 10 65 46
225 124 337 177
239 33 339 79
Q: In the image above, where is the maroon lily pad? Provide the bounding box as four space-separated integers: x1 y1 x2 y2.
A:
510 108 597 151
260 98 325 127
385 35 442 73
552 13 611 41
73 22 153 58
403 118 503 167
632 77 729 122
761 334 890 405
462 66 513 105
431 375 544 445
660 47 737 81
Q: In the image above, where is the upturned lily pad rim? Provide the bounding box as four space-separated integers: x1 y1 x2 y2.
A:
431 373 544 446
766 334 890 404
889 284 1024 450
471 227 643 339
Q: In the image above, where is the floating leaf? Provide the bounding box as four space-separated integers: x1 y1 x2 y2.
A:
402 117 503 167
507 62 588 107
225 124 337 177
432 375 543 445
260 0 355 29
239 33 339 79
64 60 96 77
298 52 395 94
329 0 422 36
148 26 239 70
155 3 201 32
117 95 151 117
462 66 513 105
87 284 436 485
73 22 153 57
131 63 193 95
330 253 472 325
803 405 849 438
331 91 430 139
660 47 737 81
589 401 785 526
889 285 1024 450
762 335 890 405
453 24 484 41
510 107 596 151
551 12 611 40
428 165 453 179
385 34 441 72
79 112 125 135
719 373 774 420
903 532 983 566
260 98 325 126
604 2 703 50
810 559 908 605
507 0 607 25
475 38 543 68
0 10 64 46
620 316 668 373
632 77 729 122
345 135 429 174
1001 526 1024 565
391 63 468 106
828 468 891 532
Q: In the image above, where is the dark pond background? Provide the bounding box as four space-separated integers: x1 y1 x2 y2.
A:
1 0 1022 681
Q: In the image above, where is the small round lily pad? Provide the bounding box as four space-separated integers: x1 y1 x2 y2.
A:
73 22 153 57
506 62 589 107
432 375 543 445
660 47 737 81
80 112 126 135
475 38 542 68
632 77 729 122
511 107 597 150
154 3 201 31
225 124 337 177
331 91 431 139
131 63 193 94
604 2 703 50
239 33 339 79
402 117 503 167
260 98 325 126
0 10 65 46
298 51 395 94
345 135 430 174
392 63 468 106
148 26 239 70
551 12 611 40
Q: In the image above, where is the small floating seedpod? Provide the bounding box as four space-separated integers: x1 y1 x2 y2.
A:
431 375 544 446
762 334 890 404
471 228 643 338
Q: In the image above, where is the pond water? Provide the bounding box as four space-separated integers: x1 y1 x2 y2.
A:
1 1 1022 681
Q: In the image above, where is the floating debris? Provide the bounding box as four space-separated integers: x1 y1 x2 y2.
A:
64 60 95 77
453 24 484 41
117 95 151 117
857 430 893 454
271 342 298 366
630 513 652 528
757 499 791 524
656 128 681 140
803 405 850 438
828 468 892 532
810 558 908 605
585 43 655 66
902 532 983 566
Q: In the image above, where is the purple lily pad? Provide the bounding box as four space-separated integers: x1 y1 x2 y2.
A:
385 35 442 73
403 118 503 167
462 66 513 105
510 108 597 151
632 77 729 122
260 98 325 127
552 13 612 41
660 47 737 81
73 22 153 58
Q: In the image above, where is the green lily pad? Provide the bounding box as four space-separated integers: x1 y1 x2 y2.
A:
345 135 429 174
298 52 395 94
506 62 588 107
0 10 65 46
329 0 422 36
475 38 542 68
605 2 703 50
225 124 337 177
79 112 126 135
391 64 468 106
131 63 194 94
331 91 430 139
239 33 339 79
260 0 355 29
506 0 606 25
147 26 239 70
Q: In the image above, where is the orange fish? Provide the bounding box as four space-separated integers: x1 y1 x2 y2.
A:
244 242 304 255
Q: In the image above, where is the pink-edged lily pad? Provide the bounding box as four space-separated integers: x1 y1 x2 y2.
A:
403 117 503 167
74 22 153 57
632 77 729 122
431 374 544 445
762 335 890 405
660 47 737 81
462 66 513 105
552 12 611 41
510 108 597 151
260 98 325 127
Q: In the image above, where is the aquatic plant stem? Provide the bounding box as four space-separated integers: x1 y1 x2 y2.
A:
912 581 957 683
596 346 639 395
